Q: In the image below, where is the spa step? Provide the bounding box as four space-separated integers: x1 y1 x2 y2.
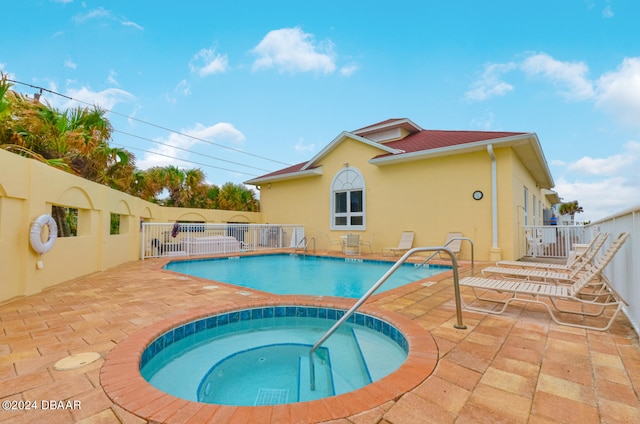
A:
351 328 374 383
353 328 403 382
298 354 334 402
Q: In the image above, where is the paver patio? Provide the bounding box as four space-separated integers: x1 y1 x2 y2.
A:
1 251 638 423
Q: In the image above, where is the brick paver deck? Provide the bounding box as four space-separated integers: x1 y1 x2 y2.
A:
1 251 638 423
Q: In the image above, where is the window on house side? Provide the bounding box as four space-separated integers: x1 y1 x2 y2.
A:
331 167 365 230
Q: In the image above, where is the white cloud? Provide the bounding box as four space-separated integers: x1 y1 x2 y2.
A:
175 79 191 96
73 7 142 30
294 138 316 152
470 111 495 130
465 62 516 101
74 7 110 23
602 5 614 18
340 64 359 77
554 176 639 223
594 57 640 130
136 123 245 170
554 141 640 221
189 48 229 76
64 59 77 69
122 20 144 31
252 27 336 74
521 53 595 101
60 86 135 110
106 70 118 86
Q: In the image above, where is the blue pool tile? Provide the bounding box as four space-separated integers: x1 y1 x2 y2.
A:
240 309 251 321
382 322 391 337
251 308 263 320
206 316 217 329
365 316 374 329
140 305 409 374
162 331 174 347
195 319 206 333
174 326 185 342
184 322 195 337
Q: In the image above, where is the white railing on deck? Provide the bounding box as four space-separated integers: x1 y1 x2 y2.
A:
588 206 639 335
520 225 589 259
141 223 304 259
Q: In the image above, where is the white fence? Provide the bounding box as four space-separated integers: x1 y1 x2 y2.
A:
141 223 305 259
588 206 639 335
521 225 590 259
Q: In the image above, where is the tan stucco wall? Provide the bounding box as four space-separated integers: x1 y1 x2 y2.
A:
0 149 262 303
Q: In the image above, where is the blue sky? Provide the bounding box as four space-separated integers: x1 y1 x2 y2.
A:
2 0 639 223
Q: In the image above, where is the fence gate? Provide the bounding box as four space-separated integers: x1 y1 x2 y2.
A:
521 225 589 259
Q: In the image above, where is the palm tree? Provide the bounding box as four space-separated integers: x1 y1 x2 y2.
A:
217 182 260 211
160 165 186 206
559 200 584 224
1 75 260 212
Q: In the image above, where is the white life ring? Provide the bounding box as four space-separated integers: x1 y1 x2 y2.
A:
30 214 58 254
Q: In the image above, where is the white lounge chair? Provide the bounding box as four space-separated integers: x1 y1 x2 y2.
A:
383 231 414 256
459 232 629 331
495 232 608 272
439 232 462 260
326 233 341 251
359 233 375 253
342 234 360 255
482 233 615 283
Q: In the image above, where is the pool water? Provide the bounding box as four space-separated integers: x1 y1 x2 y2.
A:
164 254 450 298
140 306 408 406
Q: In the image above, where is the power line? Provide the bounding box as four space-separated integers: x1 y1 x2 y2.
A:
110 142 260 177
114 129 272 173
6 78 292 167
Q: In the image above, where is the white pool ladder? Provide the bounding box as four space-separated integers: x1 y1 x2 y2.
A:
294 237 316 255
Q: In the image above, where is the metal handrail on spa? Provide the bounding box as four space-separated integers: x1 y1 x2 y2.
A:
309 246 468 391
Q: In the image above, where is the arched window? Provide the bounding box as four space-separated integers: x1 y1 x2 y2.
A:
330 167 365 230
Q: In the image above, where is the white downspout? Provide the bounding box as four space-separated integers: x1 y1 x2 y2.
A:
487 144 498 250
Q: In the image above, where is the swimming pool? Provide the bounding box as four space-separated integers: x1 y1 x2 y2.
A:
164 254 450 298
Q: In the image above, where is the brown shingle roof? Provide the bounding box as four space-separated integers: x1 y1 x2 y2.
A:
378 129 526 157
245 123 529 184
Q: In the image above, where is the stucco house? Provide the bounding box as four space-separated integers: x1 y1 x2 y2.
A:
245 118 559 261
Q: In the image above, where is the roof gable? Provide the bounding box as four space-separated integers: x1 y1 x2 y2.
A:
300 131 403 171
245 120 554 189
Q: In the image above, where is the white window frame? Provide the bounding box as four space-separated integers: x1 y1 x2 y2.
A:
330 167 366 230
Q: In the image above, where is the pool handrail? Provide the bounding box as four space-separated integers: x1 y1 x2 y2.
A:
294 236 316 254
309 246 467 391
417 236 474 273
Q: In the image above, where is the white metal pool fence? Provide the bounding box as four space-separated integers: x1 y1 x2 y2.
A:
141 223 304 259
520 225 590 259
